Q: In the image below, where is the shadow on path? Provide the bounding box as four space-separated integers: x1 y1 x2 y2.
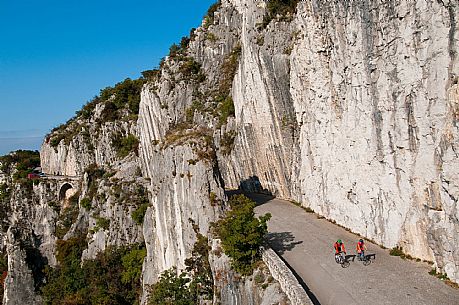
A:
265 231 303 255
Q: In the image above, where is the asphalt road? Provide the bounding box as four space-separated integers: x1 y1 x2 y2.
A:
252 194 459 305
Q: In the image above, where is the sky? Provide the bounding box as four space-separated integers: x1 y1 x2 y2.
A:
0 0 216 155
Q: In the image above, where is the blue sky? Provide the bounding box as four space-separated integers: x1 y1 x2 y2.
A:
0 0 216 155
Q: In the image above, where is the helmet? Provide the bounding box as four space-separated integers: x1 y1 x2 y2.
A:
337 239 342 243
359 239 364 242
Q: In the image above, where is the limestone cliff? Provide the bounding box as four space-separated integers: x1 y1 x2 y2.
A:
139 0 459 282
1 1 458 304
215 0 459 282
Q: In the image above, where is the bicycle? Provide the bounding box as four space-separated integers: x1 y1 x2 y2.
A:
335 252 350 268
357 251 372 266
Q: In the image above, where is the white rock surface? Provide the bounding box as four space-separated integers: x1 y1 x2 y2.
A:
208 0 459 283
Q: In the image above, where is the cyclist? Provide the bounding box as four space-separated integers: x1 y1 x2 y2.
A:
334 239 346 256
356 239 367 260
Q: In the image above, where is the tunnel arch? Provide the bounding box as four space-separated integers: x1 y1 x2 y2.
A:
58 182 74 201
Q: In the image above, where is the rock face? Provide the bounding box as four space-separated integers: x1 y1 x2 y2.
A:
209 0 458 283
1 1 458 303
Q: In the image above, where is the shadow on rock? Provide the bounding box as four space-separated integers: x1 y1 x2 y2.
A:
265 231 303 255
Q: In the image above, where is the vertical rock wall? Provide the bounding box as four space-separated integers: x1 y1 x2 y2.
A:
221 0 459 282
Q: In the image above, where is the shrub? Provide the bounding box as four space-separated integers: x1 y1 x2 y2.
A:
80 198 91 210
204 1 221 28
0 183 10 202
149 234 213 304
42 241 146 305
85 163 105 200
261 0 299 28
148 268 194 305
389 246 405 258
220 130 237 155
217 96 235 127
121 246 147 284
95 216 110 231
132 203 149 225
213 195 271 275
178 57 205 82
205 32 218 43
99 78 145 115
209 191 219 206
0 150 40 180
55 202 79 239
112 134 140 158
219 45 241 96
185 234 213 300
185 100 205 122
142 69 161 81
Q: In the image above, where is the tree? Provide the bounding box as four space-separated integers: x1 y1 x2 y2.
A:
214 195 271 275
148 268 195 305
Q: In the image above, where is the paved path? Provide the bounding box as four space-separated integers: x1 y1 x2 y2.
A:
253 194 459 305
42 174 81 181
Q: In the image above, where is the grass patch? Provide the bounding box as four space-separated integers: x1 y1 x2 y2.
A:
389 246 404 256
429 268 459 288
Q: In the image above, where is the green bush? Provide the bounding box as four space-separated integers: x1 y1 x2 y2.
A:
389 246 405 257
112 134 140 158
80 198 91 210
261 0 299 28
148 268 194 305
213 195 271 275
149 234 213 304
217 96 235 127
142 69 161 81
99 78 145 115
178 57 205 82
219 45 241 96
42 241 146 305
85 164 105 200
0 251 7 298
132 203 149 225
204 1 221 28
0 150 40 181
121 247 147 284
0 183 10 202
95 216 110 231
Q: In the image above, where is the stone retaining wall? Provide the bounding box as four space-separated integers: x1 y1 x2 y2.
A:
262 247 314 305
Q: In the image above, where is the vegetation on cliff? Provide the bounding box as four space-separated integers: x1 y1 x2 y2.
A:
148 234 213 304
261 0 299 28
47 78 145 150
41 238 146 305
213 194 271 275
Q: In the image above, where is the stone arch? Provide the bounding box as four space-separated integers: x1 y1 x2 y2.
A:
58 182 74 201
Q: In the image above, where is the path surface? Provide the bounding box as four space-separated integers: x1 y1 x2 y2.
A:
253 194 459 305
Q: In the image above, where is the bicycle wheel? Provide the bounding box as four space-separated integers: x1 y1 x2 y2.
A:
341 260 350 268
363 258 371 266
